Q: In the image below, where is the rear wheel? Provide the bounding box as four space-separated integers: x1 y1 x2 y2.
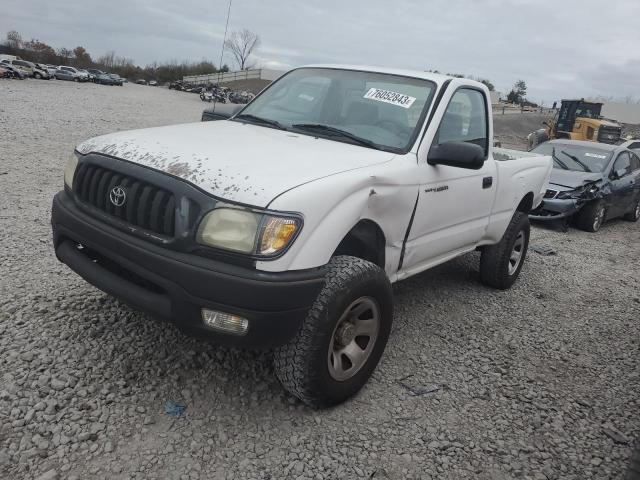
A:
274 256 393 408
576 200 606 232
623 198 640 222
34 72 42 79
480 212 530 290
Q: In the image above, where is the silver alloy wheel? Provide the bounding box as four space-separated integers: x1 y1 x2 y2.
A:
508 231 525 276
327 297 380 382
593 205 605 231
635 201 640 220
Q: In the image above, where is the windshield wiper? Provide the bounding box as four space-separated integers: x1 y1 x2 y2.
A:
235 114 286 130
560 150 592 172
551 147 569 170
291 123 379 149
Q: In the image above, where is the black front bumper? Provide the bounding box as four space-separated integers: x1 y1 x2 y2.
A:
51 191 325 348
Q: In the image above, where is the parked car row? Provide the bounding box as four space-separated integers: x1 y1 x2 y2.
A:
1 58 52 79
0 63 29 79
0 59 125 85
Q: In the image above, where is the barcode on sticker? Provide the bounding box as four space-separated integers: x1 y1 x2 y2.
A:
363 88 416 109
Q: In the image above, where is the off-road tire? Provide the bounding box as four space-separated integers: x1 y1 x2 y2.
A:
627 446 640 480
623 198 640 222
576 199 606 232
274 256 393 408
480 211 530 290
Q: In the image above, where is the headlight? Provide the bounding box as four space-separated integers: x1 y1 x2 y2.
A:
196 205 302 257
64 155 78 189
258 216 300 255
556 183 599 200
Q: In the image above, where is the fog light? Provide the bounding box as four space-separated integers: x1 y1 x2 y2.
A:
201 309 249 335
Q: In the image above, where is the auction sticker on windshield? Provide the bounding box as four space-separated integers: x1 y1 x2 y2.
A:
364 88 416 109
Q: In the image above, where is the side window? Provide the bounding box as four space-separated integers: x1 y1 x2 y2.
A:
630 152 640 172
435 88 488 156
612 152 632 177
629 142 640 152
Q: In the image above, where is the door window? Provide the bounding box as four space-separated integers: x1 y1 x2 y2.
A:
435 88 488 156
612 152 632 177
629 152 640 172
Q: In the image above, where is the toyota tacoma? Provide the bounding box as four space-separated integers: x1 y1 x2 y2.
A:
52 65 552 407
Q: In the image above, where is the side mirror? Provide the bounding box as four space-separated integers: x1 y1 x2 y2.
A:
427 141 486 170
612 168 626 179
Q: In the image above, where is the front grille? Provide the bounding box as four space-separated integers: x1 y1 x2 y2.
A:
544 189 558 199
73 164 175 236
598 126 621 144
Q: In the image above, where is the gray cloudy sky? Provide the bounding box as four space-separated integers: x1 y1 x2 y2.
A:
3 0 639 103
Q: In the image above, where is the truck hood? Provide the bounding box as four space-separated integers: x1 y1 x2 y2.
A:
549 169 603 190
76 121 396 207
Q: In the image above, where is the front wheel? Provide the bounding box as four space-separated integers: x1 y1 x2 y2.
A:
274 256 393 408
576 200 606 232
623 198 640 222
34 72 42 79
480 211 530 290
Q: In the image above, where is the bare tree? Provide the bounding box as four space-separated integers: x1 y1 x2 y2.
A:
224 29 260 70
97 51 116 69
6 30 23 50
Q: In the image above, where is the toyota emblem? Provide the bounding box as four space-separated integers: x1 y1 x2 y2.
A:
109 186 126 207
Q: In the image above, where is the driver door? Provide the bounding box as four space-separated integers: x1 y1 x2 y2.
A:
402 87 496 272
608 152 635 218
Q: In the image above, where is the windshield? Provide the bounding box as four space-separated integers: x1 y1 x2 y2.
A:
532 143 612 172
234 68 436 152
575 103 601 119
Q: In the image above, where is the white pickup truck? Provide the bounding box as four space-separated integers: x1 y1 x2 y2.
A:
52 65 552 407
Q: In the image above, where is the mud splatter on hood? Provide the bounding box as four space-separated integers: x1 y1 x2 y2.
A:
76 121 396 207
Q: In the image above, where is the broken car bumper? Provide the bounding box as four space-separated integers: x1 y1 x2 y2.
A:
51 191 325 348
529 198 583 221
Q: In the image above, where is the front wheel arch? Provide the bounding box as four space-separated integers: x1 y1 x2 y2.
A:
333 219 386 269
517 192 535 213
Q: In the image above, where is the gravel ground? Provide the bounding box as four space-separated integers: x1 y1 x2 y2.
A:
1 78 639 480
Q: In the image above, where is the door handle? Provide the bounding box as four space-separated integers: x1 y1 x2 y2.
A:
482 176 493 189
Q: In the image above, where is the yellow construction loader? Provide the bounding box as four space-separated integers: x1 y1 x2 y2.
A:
528 99 622 149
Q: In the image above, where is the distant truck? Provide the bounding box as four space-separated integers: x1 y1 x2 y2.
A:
52 65 552 407
528 99 623 149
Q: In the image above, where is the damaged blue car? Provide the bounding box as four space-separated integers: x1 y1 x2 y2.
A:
529 140 640 231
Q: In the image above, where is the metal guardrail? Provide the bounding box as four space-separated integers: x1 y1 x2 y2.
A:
183 68 284 85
